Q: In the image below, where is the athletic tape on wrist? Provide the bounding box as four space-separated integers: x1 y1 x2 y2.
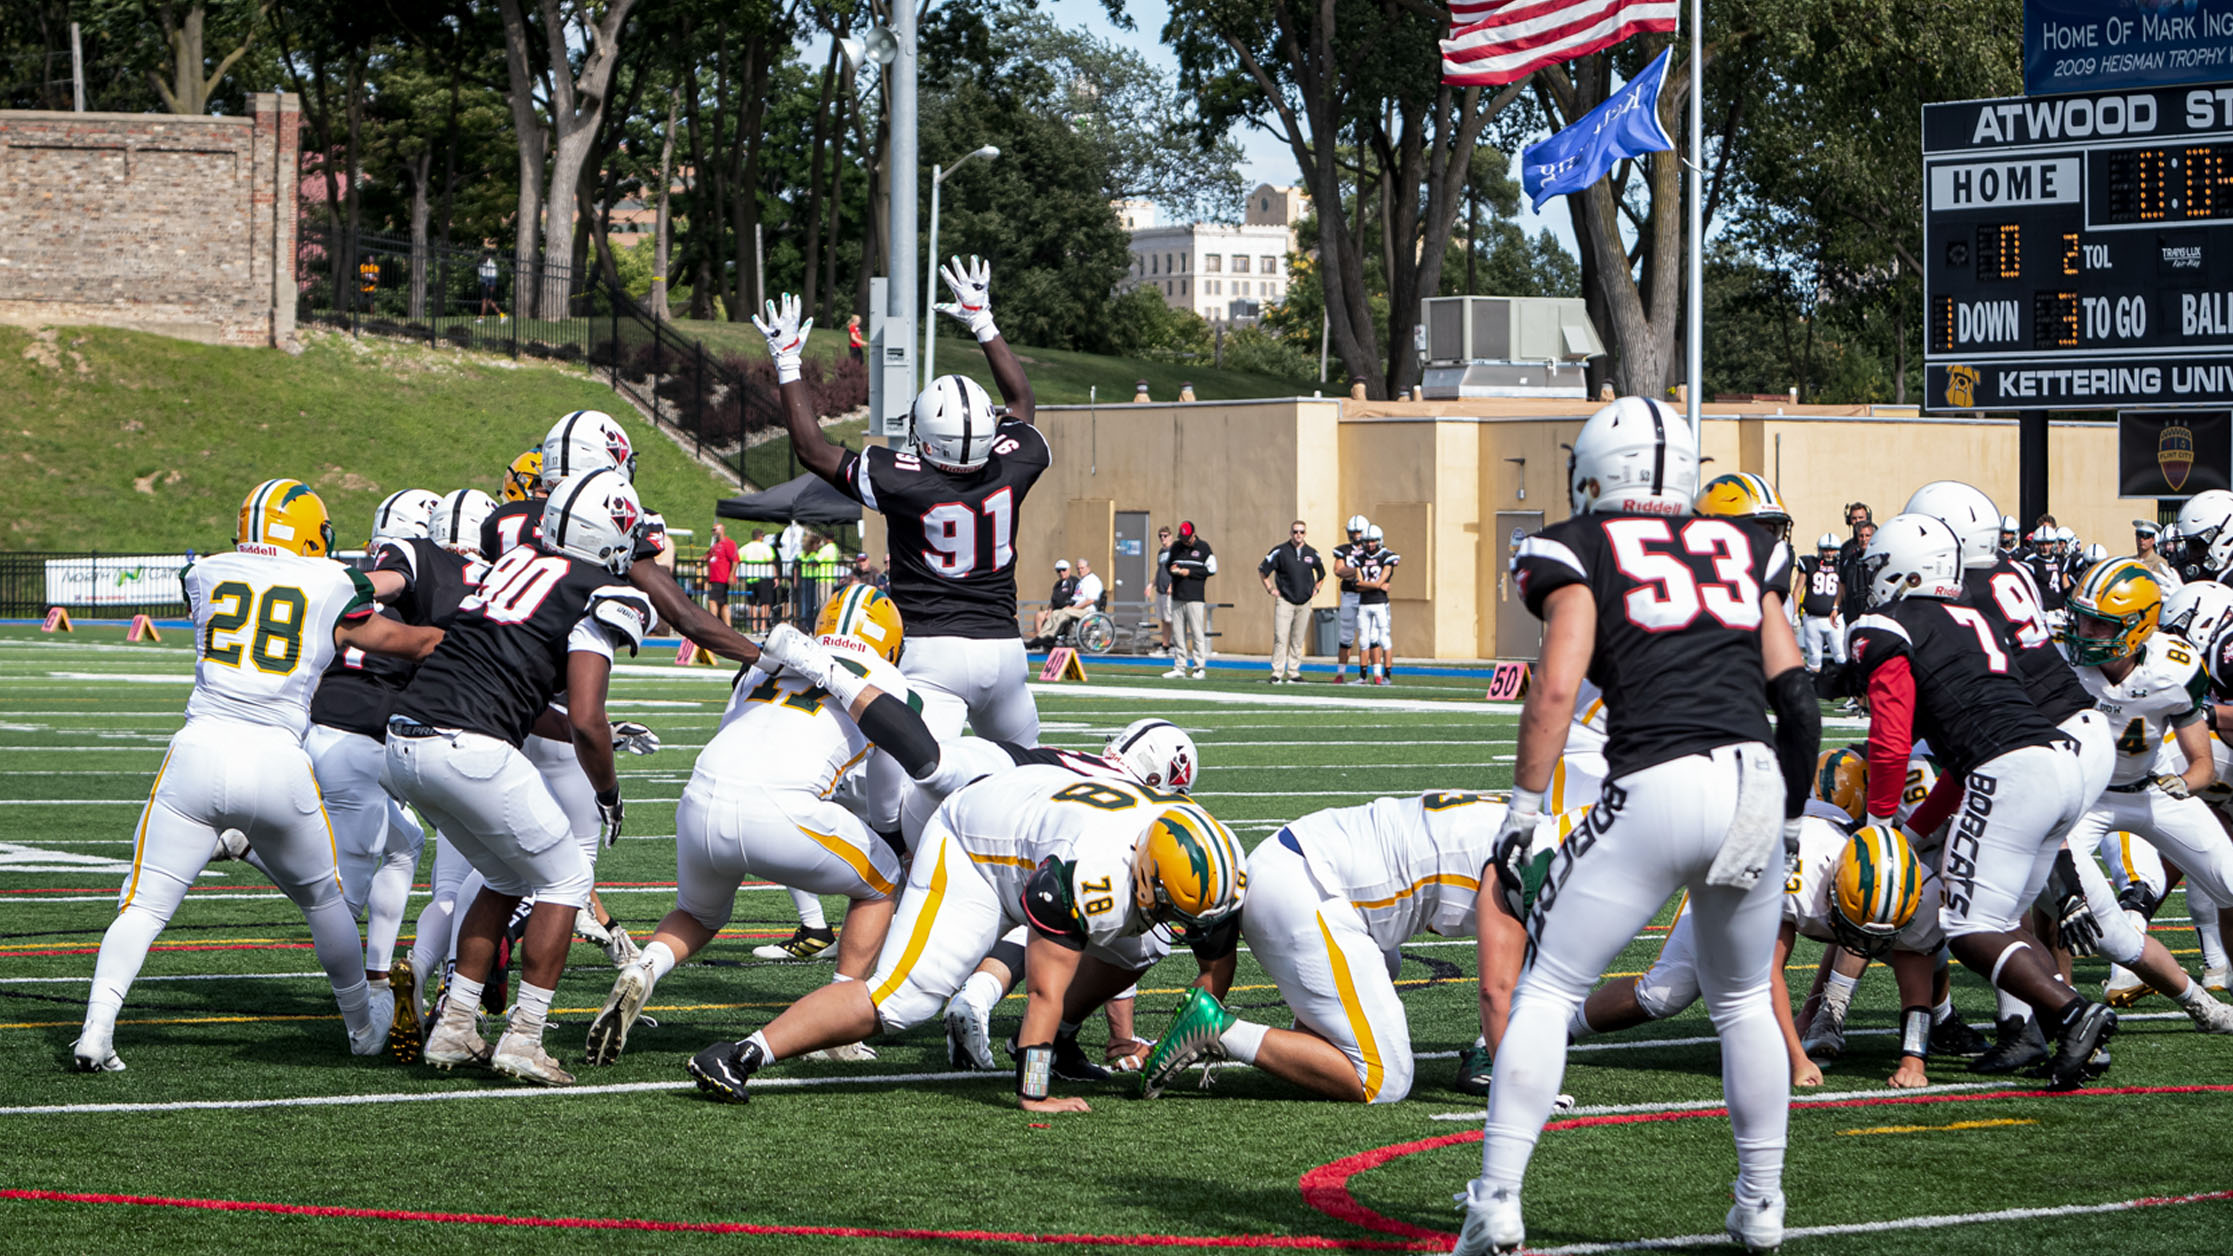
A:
1901 1006 1931 1059
1018 1044 1053 1100
1507 787 1543 819
974 320 999 343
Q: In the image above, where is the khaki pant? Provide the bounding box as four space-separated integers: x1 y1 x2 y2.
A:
1269 599 1312 679
1178 601 1212 668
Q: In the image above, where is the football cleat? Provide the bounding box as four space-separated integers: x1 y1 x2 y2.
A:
584 962 653 1066
2205 966 2229 994
423 1015 493 1071
352 985 395 1056
490 1031 575 1087
943 990 998 1072
2043 1002 2117 1090
1800 998 1847 1061
387 961 422 1065
1927 1012 1990 1057
70 1024 125 1074
1140 988 1237 1098
686 1037 768 1103
2104 964 2152 1008
1725 1188 1787 1254
802 1042 878 1063
1969 1015 2048 1074
1451 1179 1524 1256
752 926 836 961
1454 1042 1493 1096
2183 993 2233 1035
1049 1032 1110 1083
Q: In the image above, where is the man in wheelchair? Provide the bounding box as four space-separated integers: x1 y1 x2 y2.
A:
1027 557 1105 650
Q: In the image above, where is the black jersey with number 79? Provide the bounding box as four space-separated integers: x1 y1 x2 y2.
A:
1512 512 1786 778
1962 556 2094 724
834 417 1050 639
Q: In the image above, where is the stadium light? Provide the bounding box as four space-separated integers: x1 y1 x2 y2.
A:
924 145 1003 389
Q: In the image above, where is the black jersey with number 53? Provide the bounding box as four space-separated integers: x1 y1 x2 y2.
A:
1963 555 2093 724
835 417 1050 639
1512 513 1786 778
394 543 651 746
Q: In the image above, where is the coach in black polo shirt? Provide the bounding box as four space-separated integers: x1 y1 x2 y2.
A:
1162 522 1217 680
1259 520 1325 684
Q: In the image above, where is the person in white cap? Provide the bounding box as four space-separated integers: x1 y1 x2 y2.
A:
2135 520 2182 591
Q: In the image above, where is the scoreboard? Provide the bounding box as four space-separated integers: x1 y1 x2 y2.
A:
1923 81 2233 412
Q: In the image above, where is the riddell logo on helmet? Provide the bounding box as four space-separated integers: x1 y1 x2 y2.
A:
609 496 640 536
1625 498 1685 516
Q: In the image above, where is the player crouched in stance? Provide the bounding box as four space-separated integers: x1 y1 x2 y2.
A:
73 480 444 1072
1454 398 1821 1256
685 768 1246 1114
1139 790 1578 1105
584 588 931 1065
382 470 663 1087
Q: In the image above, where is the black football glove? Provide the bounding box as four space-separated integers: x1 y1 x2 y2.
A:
595 787 625 849
2046 848 2101 957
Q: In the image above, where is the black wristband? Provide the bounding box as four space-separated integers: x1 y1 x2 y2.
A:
595 787 620 807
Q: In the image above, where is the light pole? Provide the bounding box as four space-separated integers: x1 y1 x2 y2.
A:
923 144 1001 389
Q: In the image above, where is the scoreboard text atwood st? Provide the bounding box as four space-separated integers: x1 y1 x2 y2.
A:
1923 82 2233 412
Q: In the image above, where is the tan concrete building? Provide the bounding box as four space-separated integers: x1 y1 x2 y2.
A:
865 397 2155 661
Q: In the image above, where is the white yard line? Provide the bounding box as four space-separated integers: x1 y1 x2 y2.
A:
1529 1190 2233 1255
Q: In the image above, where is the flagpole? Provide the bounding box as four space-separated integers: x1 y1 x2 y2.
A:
1686 0 1703 438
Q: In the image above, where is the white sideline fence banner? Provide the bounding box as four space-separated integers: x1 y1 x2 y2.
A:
43 555 191 607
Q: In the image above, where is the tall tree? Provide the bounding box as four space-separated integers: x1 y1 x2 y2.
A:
495 0 638 317
148 0 264 114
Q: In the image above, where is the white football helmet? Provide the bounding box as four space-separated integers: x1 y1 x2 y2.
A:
1816 532 1839 551
431 488 498 557
370 489 440 543
910 374 998 472
2056 526 2077 545
1903 481 2000 571
1365 524 1384 542
1104 718 1199 794
1862 513 1964 607
541 410 636 487
541 468 645 576
2178 491 2233 575
1568 397 1695 517
2164 580 2233 645
1346 514 1370 535
2083 542 2108 564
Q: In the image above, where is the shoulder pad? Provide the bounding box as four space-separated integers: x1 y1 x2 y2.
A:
1021 857 1087 949
341 566 378 618
893 452 922 471
588 587 654 655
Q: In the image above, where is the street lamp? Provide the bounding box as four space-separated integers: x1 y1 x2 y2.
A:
840 22 915 444
923 144 1001 389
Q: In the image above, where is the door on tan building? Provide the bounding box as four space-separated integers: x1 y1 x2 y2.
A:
1494 510 1545 659
1112 510 1152 610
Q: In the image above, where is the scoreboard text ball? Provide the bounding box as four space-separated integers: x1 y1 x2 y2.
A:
1923 82 2233 412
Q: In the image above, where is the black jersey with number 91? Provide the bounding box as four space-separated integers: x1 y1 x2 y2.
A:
836 417 1050 639
1512 513 1785 778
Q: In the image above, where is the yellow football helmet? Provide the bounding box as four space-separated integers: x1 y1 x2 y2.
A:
815 583 904 664
1695 472 1793 543
1830 825 1923 957
1814 747 1867 822
236 479 335 558
2067 557 2161 666
502 450 543 502
1133 804 1246 939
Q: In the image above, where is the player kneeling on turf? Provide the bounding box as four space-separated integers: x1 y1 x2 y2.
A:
685 767 1246 1114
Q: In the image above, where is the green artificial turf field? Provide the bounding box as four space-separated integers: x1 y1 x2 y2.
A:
2 625 2229 1254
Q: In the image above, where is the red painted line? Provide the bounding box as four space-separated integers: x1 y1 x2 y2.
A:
0 1188 1443 1251
1300 1083 2233 1239
0 942 313 959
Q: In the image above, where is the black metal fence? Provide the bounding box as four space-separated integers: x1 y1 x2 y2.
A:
0 552 195 620
295 229 785 479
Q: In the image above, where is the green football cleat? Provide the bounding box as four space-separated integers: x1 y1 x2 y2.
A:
1454 1042 1493 1096
1140 988 1237 1099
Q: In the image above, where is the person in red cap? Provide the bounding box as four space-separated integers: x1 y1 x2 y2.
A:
1163 521 1218 679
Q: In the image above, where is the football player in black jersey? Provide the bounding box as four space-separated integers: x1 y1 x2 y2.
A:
1456 398 1819 1256
384 470 658 1087
2173 489 2233 585
757 258 1050 839
1842 513 2117 1095
1332 515 1368 682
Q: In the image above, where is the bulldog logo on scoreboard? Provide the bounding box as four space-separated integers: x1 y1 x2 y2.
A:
1945 364 1979 409
2160 422 2196 492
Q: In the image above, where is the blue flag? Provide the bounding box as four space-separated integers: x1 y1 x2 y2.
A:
1520 46 1675 211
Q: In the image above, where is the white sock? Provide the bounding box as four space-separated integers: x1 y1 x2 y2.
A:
2173 975 2205 1006
745 1029 773 1058
641 939 678 982
791 887 829 932
443 976 485 1025
509 982 554 1041
961 970 1006 1010
1994 984 2032 1023
362 846 418 974
1567 1003 1597 1040
333 977 373 1035
1931 995 1955 1024
1218 1020 1268 1065
1821 969 1859 1014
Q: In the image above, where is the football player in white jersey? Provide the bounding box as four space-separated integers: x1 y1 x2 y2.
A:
583 588 928 1065
1546 680 1608 812
72 480 444 1072
685 767 1245 1114
1140 791 1579 1105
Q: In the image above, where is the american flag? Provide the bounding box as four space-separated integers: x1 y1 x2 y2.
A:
1441 0 1678 87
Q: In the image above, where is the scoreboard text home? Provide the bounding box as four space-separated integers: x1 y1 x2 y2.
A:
1923 82 2233 411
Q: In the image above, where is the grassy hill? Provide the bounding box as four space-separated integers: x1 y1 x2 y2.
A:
1 326 744 553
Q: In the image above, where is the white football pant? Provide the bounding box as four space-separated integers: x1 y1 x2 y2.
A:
85 721 371 1041
1799 616 1845 669
863 635 1040 829
673 781 900 931
1937 733 2096 939
382 730 592 908
407 832 482 1000
1483 744 1788 1201
2066 784 2233 913
525 729 604 867
1337 592 1360 648
1356 603 1392 650
305 724 425 975
1243 834 1414 1103
1549 751 1606 814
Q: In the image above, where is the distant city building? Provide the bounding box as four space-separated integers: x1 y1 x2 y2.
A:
1120 182 1306 326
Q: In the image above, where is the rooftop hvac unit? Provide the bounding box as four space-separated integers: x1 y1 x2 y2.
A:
1418 296 1605 399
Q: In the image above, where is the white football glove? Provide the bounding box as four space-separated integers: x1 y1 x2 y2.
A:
935 254 997 341
2153 773 2192 800
611 720 661 756
1488 790 1544 920
751 293 812 384
594 787 625 849
759 623 837 688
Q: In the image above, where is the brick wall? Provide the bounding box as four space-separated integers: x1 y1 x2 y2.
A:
0 92 300 348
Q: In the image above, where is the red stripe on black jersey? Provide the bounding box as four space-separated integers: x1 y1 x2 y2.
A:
1845 597 2061 778
1510 513 1781 778
833 418 1049 639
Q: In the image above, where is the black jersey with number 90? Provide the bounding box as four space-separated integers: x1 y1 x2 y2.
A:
1512 512 1785 778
